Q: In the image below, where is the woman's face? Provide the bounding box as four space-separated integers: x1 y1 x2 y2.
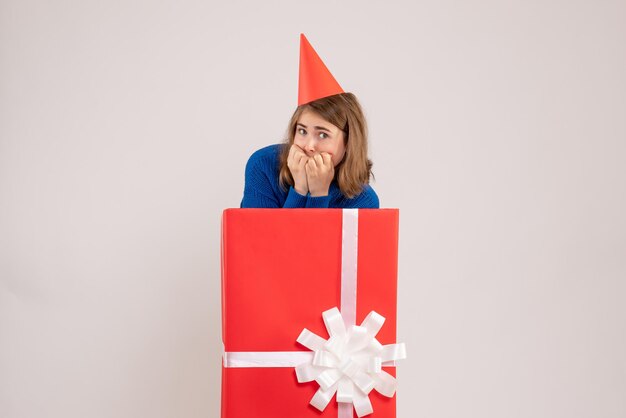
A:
293 109 346 167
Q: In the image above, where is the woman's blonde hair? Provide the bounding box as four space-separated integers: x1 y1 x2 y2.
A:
278 92 374 198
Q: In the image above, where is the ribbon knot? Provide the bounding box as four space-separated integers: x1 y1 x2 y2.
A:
295 307 407 417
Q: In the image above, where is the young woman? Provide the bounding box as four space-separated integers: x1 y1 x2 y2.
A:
240 35 379 209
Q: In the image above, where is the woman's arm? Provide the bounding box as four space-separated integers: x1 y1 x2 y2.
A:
305 194 331 208
240 150 281 208
302 184 380 209
240 148 309 208
283 186 308 208
240 174 280 208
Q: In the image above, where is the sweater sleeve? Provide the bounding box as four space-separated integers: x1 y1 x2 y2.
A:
283 186 308 208
240 151 281 208
305 194 331 208
240 147 309 208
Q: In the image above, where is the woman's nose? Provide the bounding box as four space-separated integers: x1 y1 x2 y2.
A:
304 138 317 154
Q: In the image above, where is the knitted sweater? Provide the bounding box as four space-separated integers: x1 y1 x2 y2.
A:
240 144 379 208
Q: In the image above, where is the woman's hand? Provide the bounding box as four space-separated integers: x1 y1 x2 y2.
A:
306 152 334 197
287 144 309 195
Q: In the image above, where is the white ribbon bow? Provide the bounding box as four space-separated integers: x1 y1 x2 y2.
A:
295 307 407 417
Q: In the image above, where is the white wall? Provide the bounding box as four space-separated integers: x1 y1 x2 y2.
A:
1 1 625 417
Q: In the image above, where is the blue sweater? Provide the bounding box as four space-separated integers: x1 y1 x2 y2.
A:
240 144 379 208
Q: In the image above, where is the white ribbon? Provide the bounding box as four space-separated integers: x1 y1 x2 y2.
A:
222 209 407 417
223 350 314 367
341 208 359 328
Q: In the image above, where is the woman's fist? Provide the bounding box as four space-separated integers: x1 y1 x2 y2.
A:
287 144 309 195
306 152 334 197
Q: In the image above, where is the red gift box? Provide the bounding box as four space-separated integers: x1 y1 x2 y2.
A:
221 209 402 418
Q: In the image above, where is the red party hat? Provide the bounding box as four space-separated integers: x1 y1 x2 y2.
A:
298 33 344 106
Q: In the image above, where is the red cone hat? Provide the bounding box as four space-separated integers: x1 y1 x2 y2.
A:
298 33 344 106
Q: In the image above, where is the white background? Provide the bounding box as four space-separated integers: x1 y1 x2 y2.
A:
1 1 625 417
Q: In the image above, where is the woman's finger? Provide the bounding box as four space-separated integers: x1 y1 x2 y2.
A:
313 154 324 166
298 154 308 166
321 152 332 167
288 144 297 161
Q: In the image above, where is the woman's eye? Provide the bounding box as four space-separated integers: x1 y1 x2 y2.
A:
298 128 306 135
319 132 328 139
